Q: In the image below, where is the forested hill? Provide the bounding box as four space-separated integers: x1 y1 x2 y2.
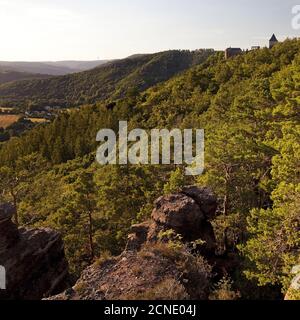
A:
0 68 51 85
0 60 109 76
0 39 299 299
0 50 214 110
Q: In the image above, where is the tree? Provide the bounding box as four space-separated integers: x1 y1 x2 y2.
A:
242 59 300 291
163 167 185 195
68 168 98 260
241 184 300 290
0 153 48 225
197 123 272 253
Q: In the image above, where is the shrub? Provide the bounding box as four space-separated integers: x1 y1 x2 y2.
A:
209 276 241 300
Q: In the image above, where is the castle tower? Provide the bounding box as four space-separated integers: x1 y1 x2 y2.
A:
269 34 278 49
225 47 242 59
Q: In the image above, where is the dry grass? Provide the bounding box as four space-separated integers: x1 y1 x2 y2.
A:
131 265 144 276
209 276 241 300
0 115 21 128
139 242 183 262
122 278 190 300
93 251 115 267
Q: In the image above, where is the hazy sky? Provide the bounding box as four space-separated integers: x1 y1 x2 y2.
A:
0 0 299 61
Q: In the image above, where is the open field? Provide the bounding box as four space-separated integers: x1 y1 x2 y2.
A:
0 114 21 128
0 107 14 112
26 117 49 124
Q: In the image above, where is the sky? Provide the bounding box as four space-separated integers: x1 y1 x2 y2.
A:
0 0 299 61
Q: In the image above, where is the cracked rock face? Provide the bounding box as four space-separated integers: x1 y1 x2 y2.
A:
181 186 218 220
152 194 205 238
0 203 69 300
130 187 217 253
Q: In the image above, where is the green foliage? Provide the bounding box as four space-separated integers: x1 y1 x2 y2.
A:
158 229 184 250
0 39 300 297
0 153 49 225
163 167 185 194
0 50 214 110
240 53 300 291
241 186 300 290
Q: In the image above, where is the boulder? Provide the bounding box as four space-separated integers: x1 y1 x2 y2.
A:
127 187 218 255
151 194 205 241
181 186 218 219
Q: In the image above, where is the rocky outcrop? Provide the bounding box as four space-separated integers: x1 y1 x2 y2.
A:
181 186 217 219
48 246 212 301
127 187 217 254
152 193 205 239
285 264 300 300
48 187 218 301
0 203 69 300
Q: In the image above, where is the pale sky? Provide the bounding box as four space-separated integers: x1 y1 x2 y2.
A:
0 0 299 61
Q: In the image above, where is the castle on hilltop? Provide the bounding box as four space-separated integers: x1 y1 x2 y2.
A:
269 34 278 49
225 34 279 59
224 47 242 59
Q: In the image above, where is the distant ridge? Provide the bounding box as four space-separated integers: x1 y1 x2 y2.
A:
0 50 214 110
0 67 51 85
0 60 109 76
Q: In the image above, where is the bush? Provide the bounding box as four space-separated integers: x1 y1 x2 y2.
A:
210 276 241 300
